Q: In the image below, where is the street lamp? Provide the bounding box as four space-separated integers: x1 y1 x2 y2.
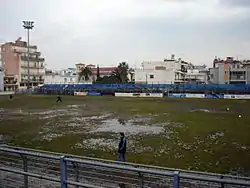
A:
22 21 34 91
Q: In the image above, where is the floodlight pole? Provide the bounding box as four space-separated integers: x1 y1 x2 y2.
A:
22 21 34 92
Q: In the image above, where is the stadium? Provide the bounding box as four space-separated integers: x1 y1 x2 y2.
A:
1 83 250 187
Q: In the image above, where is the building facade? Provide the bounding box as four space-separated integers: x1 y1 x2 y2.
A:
1 37 45 91
134 55 188 84
44 68 78 84
184 64 209 84
0 68 3 92
75 63 116 82
209 57 250 84
0 52 4 91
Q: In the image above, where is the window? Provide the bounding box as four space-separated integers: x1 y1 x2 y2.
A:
150 75 154 79
210 74 214 79
64 78 67 82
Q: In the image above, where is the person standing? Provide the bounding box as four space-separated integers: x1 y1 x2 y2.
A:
56 95 62 103
118 132 127 162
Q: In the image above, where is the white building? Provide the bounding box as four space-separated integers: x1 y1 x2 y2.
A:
185 64 209 84
134 55 188 84
209 57 250 84
44 74 77 84
44 68 78 84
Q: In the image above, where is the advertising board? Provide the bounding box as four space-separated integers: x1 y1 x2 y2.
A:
74 92 88 96
204 94 224 99
168 93 186 98
186 93 205 98
87 92 101 96
148 93 163 98
132 93 141 97
115 93 133 97
115 93 163 98
224 95 250 99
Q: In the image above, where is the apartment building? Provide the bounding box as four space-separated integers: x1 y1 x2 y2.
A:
1 37 45 91
185 64 209 84
209 57 250 84
0 52 4 91
134 55 189 84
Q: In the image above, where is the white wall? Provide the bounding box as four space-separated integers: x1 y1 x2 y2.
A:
44 75 78 84
135 69 175 84
142 60 182 70
186 70 208 83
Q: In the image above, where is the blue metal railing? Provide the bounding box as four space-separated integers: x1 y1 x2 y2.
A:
0 145 250 188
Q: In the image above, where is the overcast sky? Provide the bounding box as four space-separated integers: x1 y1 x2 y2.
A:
1 0 250 69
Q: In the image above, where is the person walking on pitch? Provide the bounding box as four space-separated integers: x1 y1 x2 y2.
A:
118 132 127 162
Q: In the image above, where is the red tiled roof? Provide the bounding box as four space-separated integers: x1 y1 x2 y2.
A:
90 67 116 76
90 67 116 71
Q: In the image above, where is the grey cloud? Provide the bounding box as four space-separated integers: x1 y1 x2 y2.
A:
1 0 250 69
219 0 250 7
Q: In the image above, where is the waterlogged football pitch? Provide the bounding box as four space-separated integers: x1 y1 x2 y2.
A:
0 95 250 175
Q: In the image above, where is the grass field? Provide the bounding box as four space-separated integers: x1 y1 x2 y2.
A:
0 95 250 175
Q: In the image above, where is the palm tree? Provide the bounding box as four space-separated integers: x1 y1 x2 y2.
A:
112 62 129 83
79 67 92 82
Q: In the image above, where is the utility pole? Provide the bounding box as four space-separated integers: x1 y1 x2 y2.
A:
23 21 34 92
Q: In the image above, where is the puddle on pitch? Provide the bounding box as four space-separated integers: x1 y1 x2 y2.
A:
91 118 165 135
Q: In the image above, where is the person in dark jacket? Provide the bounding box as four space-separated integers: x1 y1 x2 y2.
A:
118 132 127 162
56 95 62 103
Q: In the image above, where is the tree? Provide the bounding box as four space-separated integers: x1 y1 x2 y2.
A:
79 66 92 82
96 65 100 79
94 75 120 84
112 62 129 83
128 68 134 83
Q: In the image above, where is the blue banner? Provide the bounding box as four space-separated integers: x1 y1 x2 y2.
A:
205 94 224 99
168 93 186 98
87 92 101 96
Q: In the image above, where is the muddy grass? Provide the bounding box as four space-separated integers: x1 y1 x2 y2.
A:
0 95 250 176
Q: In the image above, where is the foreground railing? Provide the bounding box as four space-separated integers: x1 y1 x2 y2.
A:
0 145 250 188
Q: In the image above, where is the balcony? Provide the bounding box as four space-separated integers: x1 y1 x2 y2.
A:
230 68 246 72
230 76 246 81
230 71 246 82
21 56 45 62
21 72 45 76
21 78 44 83
21 64 45 69
4 78 18 85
